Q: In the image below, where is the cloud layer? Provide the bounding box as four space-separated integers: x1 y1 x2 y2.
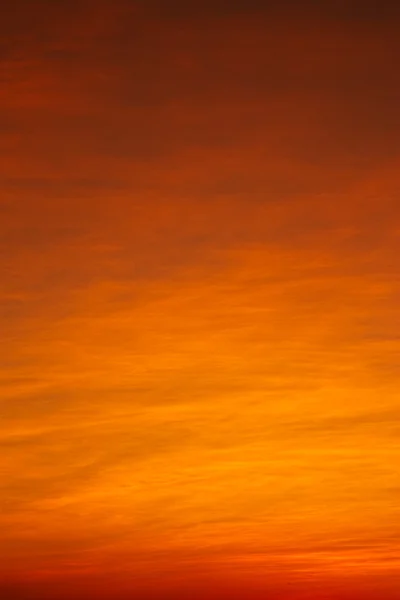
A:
1 1 400 598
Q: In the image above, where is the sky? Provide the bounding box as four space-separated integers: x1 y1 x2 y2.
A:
1 1 400 599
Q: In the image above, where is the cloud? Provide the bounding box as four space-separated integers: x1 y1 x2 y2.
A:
1 1 400 598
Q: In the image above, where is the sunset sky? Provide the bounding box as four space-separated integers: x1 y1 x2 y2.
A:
1 1 400 599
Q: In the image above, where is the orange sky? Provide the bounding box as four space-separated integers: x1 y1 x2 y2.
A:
1 1 400 599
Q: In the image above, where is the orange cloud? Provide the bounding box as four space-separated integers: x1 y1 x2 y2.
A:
1 2 400 599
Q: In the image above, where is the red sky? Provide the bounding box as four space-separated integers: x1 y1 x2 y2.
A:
1 1 400 599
